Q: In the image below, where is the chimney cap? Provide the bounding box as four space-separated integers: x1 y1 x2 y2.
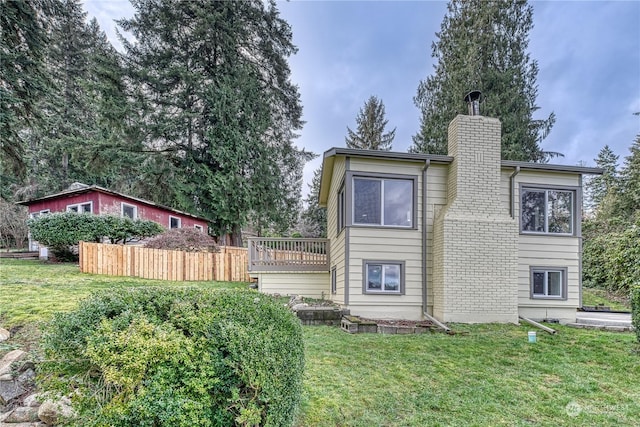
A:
463 90 482 115
463 90 482 103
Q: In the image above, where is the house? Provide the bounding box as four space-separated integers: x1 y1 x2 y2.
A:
249 111 603 324
18 184 209 251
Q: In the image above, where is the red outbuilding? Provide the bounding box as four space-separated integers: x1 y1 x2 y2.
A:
18 183 209 251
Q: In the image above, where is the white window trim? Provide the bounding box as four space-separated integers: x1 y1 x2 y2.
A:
66 202 93 214
194 224 203 232
520 186 576 236
30 209 50 219
169 216 182 229
530 266 568 300
362 260 405 295
121 202 138 220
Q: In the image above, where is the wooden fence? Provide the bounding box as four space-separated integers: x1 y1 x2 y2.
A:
79 241 249 282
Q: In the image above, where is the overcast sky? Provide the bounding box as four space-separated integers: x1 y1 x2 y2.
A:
84 0 640 196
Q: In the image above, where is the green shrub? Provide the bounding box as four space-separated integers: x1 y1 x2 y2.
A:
582 218 640 293
39 288 305 427
28 213 163 259
632 286 640 342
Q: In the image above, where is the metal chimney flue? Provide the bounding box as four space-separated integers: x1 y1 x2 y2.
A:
464 90 482 116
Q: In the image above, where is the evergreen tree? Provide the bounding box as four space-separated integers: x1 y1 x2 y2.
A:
412 0 556 161
0 0 52 191
345 96 396 150
119 0 306 245
617 135 640 221
25 0 93 193
300 167 327 238
586 145 619 212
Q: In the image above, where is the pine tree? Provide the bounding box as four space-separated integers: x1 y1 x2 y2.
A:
299 167 327 238
586 145 619 212
25 0 93 193
119 0 306 245
345 96 396 150
618 135 640 221
412 0 556 162
0 0 52 191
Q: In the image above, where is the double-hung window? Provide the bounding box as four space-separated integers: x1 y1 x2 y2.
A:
352 176 414 227
521 187 574 235
530 267 567 299
363 261 405 294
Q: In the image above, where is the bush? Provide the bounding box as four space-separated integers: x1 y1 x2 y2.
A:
39 288 305 427
145 228 218 252
28 213 164 259
632 286 640 343
583 218 640 293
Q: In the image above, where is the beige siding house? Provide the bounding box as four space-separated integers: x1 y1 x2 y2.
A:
249 113 601 324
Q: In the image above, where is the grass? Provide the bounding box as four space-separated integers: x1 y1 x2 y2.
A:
0 259 246 326
1 259 639 426
582 287 631 312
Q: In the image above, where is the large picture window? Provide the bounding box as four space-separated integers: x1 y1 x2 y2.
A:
521 188 574 235
363 260 405 294
530 267 567 299
353 177 413 227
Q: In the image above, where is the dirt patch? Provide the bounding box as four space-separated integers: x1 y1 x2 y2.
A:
359 317 435 328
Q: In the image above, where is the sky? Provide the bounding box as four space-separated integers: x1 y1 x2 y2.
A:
84 0 640 197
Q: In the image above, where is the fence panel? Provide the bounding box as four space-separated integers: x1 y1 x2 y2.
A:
79 241 249 282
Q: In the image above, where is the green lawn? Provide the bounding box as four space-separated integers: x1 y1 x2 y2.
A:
1 259 639 426
582 287 631 312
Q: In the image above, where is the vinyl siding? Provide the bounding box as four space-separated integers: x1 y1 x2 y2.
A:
346 159 424 313
327 157 347 304
424 165 448 314
257 272 330 299
501 169 582 312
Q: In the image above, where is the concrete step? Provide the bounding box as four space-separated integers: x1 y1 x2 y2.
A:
566 323 634 332
575 313 632 328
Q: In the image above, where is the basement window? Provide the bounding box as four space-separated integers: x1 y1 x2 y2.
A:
363 260 405 295
331 267 337 295
521 188 574 235
530 267 567 300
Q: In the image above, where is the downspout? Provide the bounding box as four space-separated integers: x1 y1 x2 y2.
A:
509 166 521 219
422 159 430 317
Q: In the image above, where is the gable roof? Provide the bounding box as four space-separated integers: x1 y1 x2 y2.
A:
319 147 603 205
16 184 210 222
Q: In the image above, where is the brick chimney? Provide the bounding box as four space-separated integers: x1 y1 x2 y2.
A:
431 114 519 323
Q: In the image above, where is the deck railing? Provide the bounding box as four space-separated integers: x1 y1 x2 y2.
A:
248 238 329 272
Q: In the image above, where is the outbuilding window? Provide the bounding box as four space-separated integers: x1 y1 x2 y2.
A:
121 203 137 219
521 188 574 235
170 216 181 229
362 260 405 295
530 267 567 300
67 202 92 213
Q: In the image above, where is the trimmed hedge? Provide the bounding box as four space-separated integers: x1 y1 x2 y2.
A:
632 286 640 342
39 288 305 427
27 212 163 260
